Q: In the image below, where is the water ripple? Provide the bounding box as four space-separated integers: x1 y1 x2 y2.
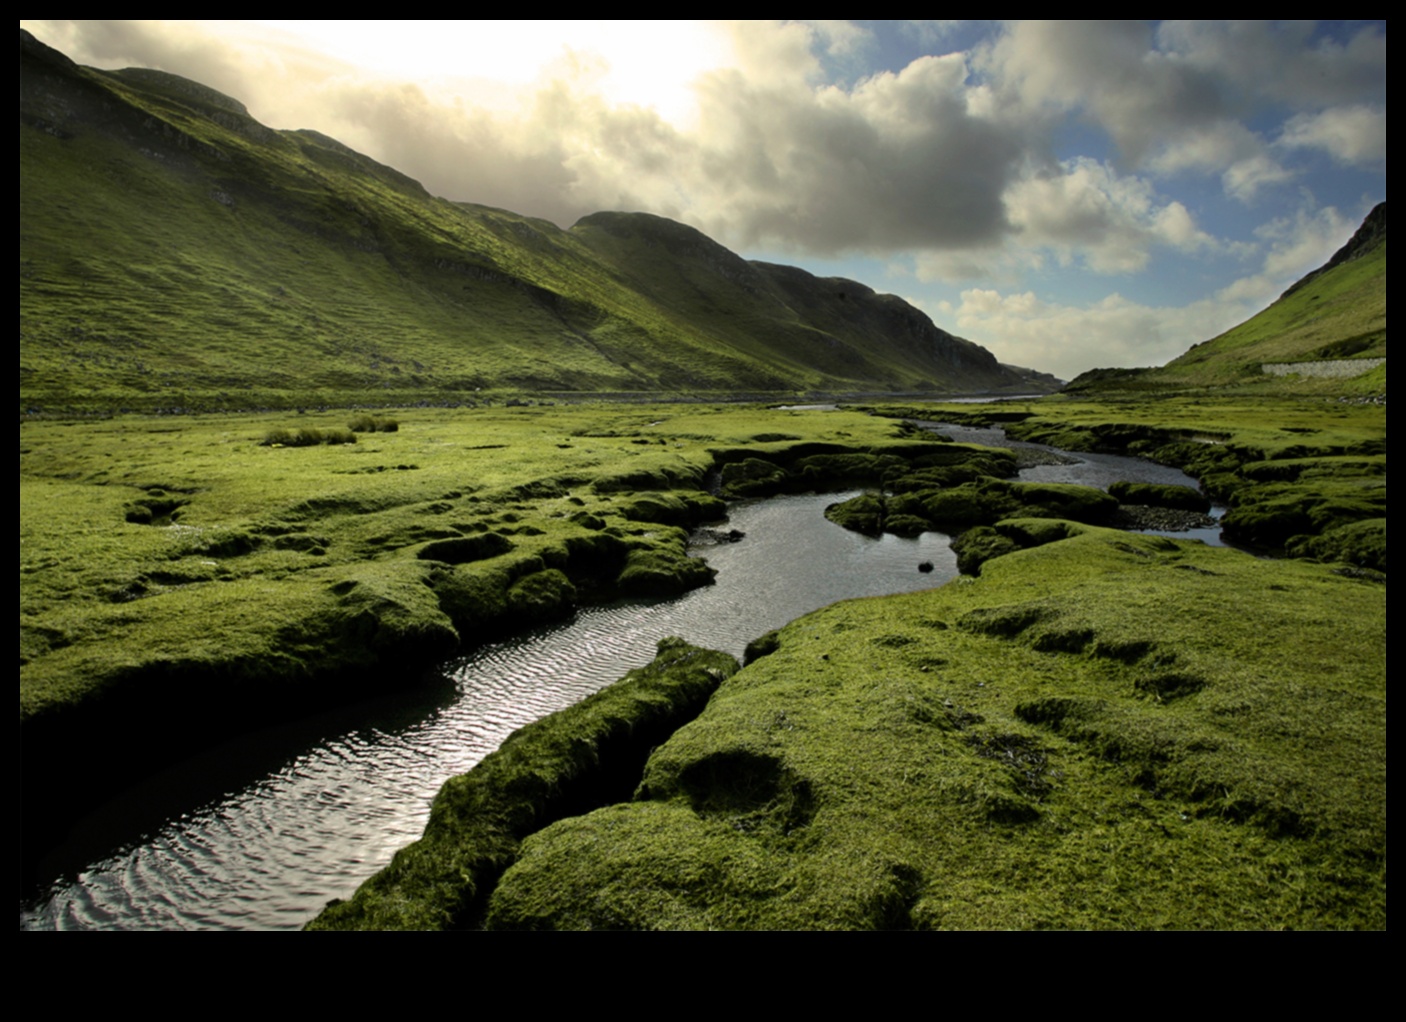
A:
22 456 1201 929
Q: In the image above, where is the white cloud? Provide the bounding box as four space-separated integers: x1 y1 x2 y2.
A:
1279 105 1387 167
949 200 1361 377
949 287 1252 379
1256 204 1355 280
1221 154 1297 202
1001 158 1219 275
979 20 1385 202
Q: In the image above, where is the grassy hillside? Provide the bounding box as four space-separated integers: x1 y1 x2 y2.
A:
19 30 1037 413
1065 204 1386 396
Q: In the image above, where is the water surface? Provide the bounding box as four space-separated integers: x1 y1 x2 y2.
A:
21 491 955 930
21 428 1218 929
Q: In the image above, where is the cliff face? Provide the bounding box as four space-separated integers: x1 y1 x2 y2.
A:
20 29 1044 410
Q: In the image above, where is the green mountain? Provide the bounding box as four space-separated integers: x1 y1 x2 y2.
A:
19 30 1043 412
1066 202 1386 394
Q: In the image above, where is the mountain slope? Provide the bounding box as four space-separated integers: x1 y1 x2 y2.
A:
1066 203 1386 394
19 29 1037 411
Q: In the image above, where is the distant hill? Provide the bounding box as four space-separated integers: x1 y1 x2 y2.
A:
19 29 1045 412
1065 203 1386 395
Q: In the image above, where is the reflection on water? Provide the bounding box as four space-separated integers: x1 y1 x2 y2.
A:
21 425 1220 930
925 421 1224 547
21 491 956 930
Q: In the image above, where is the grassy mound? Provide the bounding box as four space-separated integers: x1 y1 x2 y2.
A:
908 396 1385 571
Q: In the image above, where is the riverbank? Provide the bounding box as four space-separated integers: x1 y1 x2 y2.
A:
310 395 1385 929
21 403 1031 858
315 522 1384 929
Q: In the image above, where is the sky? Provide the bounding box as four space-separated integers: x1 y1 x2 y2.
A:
21 20 1387 380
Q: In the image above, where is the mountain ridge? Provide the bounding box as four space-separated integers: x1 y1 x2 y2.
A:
20 29 1047 411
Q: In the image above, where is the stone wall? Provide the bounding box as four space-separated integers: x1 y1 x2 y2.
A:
1262 358 1385 378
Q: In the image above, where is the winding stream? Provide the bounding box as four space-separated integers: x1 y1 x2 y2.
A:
20 425 1217 930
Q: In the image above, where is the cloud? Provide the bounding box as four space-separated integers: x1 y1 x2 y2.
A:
1278 105 1387 167
944 199 1361 378
1256 204 1356 281
978 20 1386 201
979 21 1228 162
1156 20 1387 110
685 50 1024 252
943 287 1232 378
1003 158 1218 274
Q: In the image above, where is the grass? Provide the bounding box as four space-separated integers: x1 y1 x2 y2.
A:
21 34 1041 413
300 393 1384 929
19 403 959 733
482 528 1385 929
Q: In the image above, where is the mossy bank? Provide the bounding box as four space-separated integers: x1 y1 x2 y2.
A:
316 524 1384 929
20 403 1000 845
311 395 1385 929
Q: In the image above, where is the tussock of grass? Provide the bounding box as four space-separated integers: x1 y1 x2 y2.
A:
261 426 356 447
349 414 399 433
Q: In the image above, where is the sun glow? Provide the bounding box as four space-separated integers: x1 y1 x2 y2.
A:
255 19 732 125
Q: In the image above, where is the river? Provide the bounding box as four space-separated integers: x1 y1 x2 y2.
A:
19 424 1217 930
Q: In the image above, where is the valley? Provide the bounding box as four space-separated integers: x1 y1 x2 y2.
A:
19 27 1385 930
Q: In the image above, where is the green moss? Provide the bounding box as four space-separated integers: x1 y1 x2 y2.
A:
719 457 790 497
949 526 1019 575
823 493 885 535
308 638 738 930
505 569 577 623
1108 481 1210 513
417 533 514 564
616 490 726 527
617 535 717 596
482 529 1385 929
1288 518 1387 572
